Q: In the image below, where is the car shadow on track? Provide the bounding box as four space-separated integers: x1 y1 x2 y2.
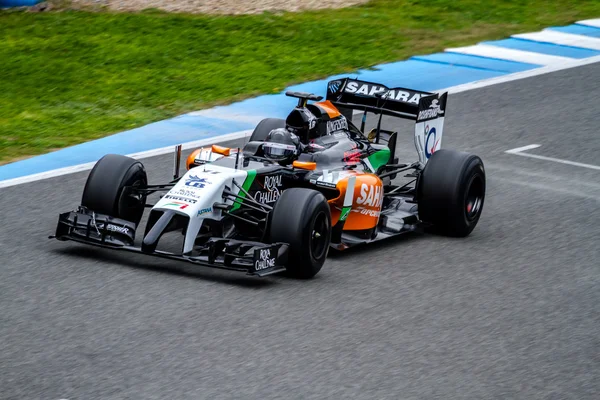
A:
327 231 425 259
52 246 277 289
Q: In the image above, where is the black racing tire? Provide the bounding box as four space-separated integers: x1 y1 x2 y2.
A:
81 154 148 225
249 118 285 142
269 188 331 279
417 149 485 237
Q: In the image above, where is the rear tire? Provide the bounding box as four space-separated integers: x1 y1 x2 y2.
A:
249 118 285 142
269 188 331 278
81 154 148 225
417 149 485 237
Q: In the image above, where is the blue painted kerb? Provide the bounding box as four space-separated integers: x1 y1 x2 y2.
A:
0 0 42 7
1 22 599 182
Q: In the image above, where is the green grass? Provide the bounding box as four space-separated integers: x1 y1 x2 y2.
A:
1 0 600 164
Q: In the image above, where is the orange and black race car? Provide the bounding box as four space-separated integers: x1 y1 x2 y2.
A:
52 78 486 279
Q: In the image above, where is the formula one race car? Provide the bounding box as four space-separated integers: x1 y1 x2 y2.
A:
52 78 485 278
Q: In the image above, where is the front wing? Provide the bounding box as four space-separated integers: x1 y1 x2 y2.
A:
51 208 289 277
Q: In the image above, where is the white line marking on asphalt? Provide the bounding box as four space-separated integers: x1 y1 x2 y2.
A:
442 55 600 94
0 130 252 189
2 54 600 189
577 18 600 28
505 144 600 171
488 162 600 190
444 44 574 65
512 30 600 51
505 144 541 154
494 176 600 201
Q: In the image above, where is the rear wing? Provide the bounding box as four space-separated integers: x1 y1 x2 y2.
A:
326 78 432 119
326 78 448 164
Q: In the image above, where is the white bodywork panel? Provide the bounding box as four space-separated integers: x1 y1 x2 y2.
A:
414 93 447 165
152 161 249 253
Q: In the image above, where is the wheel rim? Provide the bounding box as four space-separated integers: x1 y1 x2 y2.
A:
465 174 484 221
310 211 328 260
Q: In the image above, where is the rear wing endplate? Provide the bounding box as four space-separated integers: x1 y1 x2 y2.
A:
414 91 448 164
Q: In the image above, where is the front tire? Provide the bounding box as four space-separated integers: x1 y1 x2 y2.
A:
269 188 331 278
81 154 148 225
417 149 485 237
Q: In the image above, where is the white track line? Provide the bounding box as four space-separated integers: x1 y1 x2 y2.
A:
445 44 574 65
512 30 600 51
493 176 600 201
505 144 541 154
441 55 600 94
0 130 252 189
577 18 600 28
2 54 600 189
505 144 600 171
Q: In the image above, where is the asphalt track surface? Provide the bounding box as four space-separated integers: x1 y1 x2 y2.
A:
1 63 599 399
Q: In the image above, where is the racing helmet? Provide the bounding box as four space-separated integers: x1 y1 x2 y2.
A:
285 108 319 144
263 128 300 164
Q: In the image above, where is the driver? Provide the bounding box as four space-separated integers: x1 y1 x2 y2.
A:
262 128 301 165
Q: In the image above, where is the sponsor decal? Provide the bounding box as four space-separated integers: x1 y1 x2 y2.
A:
185 175 210 189
381 90 423 104
163 201 189 210
256 175 283 204
417 98 445 121
164 195 197 204
254 248 276 271
197 207 212 216
345 81 387 96
328 80 342 93
264 175 282 190
359 208 380 218
172 189 201 199
356 183 383 208
344 81 423 104
98 224 129 234
318 169 355 184
316 181 337 189
424 125 440 159
265 142 297 151
326 117 348 133
299 109 318 129
255 191 280 204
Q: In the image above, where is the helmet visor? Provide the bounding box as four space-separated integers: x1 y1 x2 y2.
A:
263 142 297 161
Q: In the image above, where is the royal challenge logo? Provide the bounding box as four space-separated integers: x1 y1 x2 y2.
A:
256 175 283 204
